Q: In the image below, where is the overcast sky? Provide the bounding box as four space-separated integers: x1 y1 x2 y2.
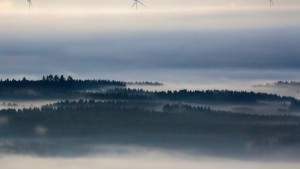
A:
0 1 300 83
1 0 300 11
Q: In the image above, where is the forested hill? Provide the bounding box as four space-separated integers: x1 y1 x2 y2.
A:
253 81 300 87
0 75 297 104
1 100 300 156
1 99 300 138
0 75 126 91
87 88 295 103
0 75 127 99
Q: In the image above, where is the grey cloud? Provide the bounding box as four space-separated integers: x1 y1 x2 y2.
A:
1 27 300 75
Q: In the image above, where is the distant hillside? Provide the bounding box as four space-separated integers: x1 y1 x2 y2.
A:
1 100 300 156
87 88 295 103
253 81 300 88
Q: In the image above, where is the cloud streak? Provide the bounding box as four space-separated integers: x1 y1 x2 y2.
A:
0 8 299 82
0 28 300 72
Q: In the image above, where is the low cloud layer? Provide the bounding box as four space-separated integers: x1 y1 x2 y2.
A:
0 28 300 73
1 8 300 82
1 152 300 169
2 0 300 11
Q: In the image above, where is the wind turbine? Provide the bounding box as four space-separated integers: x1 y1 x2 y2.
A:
269 0 274 7
27 0 33 9
131 0 147 10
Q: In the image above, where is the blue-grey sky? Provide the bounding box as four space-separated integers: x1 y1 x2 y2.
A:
0 3 300 83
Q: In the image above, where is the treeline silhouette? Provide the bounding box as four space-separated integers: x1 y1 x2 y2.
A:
0 75 125 91
0 75 126 99
126 81 163 86
0 75 297 104
87 88 294 103
253 81 300 87
1 100 300 146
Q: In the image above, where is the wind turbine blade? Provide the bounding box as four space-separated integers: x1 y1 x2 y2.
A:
131 2 137 8
137 0 147 8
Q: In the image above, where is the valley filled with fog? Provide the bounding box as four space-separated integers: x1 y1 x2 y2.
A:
2 1 300 168
1 76 300 169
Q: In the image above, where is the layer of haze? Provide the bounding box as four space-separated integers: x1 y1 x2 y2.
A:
1 2 300 168
1 2 300 92
1 149 300 169
1 0 300 11
1 6 300 85
1 140 300 168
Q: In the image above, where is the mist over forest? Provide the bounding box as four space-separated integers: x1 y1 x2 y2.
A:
0 75 300 162
2 1 300 168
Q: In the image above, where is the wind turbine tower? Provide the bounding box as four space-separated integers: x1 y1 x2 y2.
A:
270 0 274 7
132 0 147 10
27 0 33 9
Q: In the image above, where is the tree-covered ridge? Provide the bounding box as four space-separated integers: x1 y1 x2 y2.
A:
253 81 300 87
0 75 297 104
0 75 126 91
126 81 163 86
1 100 300 137
0 75 127 99
1 100 300 157
87 88 295 103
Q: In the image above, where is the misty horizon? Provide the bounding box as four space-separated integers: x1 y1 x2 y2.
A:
1 1 300 169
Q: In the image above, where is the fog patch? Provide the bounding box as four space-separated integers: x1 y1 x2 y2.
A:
0 116 9 126
0 100 60 110
253 85 300 100
35 126 48 137
1 150 300 169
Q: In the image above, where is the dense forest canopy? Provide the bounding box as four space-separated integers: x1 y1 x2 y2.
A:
1 75 300 157
1 99 300 137
0 75 126 90
1 99 300 157
87 88 295 104
0 75 298 106
0 75 126 99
